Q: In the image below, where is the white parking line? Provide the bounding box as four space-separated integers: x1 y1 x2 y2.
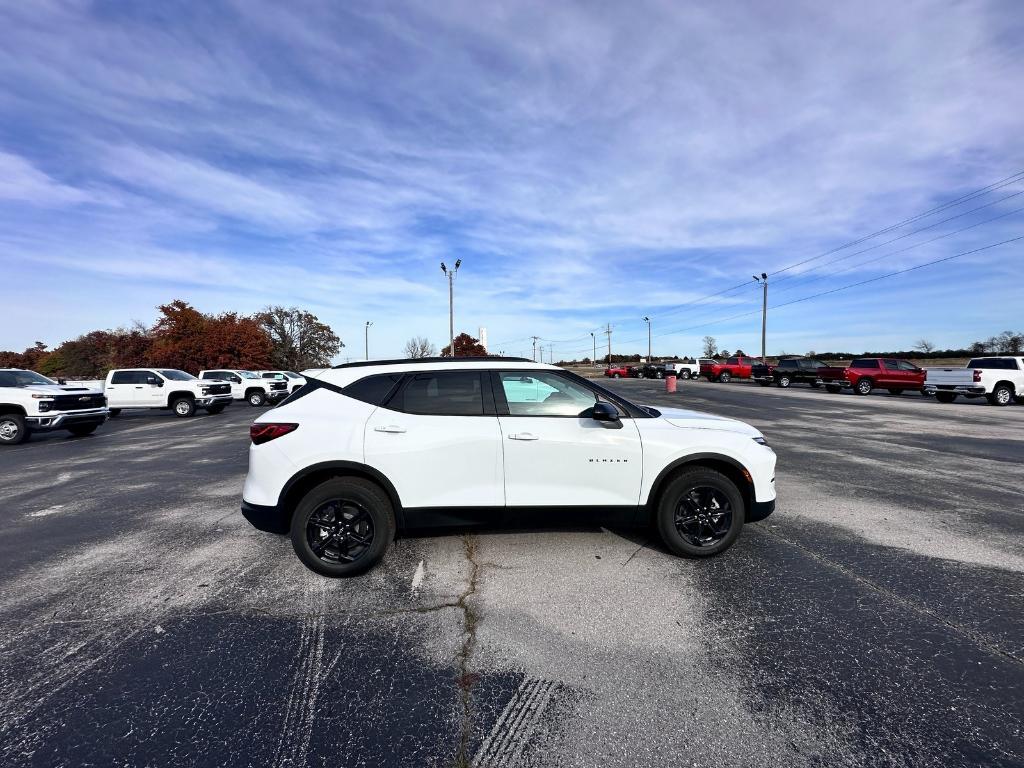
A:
410 560 426 595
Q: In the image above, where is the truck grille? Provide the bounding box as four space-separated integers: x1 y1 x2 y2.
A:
52 393 107 411
206 383 230 395
269 381 287 391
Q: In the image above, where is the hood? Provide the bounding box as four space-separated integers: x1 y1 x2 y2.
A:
20 384 103 396
652 406 763 438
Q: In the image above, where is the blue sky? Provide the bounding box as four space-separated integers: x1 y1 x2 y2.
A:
1 0 1023 361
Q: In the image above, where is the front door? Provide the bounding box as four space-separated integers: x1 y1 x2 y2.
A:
363 370 504 509
495 370 643 507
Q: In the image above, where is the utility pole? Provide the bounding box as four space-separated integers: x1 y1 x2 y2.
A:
642 316 651 361
603 323 612 366
590 331 597 367
440 259 461 357
753 273 768 363
364 321 373 360
531 336 540 362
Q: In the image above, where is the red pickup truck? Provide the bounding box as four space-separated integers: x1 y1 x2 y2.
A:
700 356 758 383
817 358 927 396
604 365 636 379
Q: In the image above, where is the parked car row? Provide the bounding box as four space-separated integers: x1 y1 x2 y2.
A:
603 360 703 380
697 355 1024 406
0 366 307 445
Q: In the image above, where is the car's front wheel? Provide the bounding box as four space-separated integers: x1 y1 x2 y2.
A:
0 414 28 445
172 397 196 417
656 468 745 558
291 477 395 577
777 376 791 388
248 391 266 407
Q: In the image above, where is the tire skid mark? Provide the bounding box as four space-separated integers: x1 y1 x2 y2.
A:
271 578 329 768
472 678 557 768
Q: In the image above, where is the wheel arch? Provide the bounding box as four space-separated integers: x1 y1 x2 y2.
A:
0 403 28 417
646 453 757 522
168 390 195 402
278 461 404 530
993 379 1016 393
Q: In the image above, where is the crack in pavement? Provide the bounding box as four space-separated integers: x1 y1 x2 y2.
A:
453 535 481 768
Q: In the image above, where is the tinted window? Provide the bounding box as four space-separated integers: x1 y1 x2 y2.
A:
0 370 57 387
111 370 144 384
897 361 919 371
201 371 222 379
883 360 900 370
851 359 879 369
343 373 403 406
726 357 738 365
500 371 597 416
967 358 1018 370
159 370 195 381
778 360 797 369
805 360 824 369
399 372 484 416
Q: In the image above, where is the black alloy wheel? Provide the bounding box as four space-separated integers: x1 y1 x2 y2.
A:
306 500 375 565
656 467 745 558
674 487 733 548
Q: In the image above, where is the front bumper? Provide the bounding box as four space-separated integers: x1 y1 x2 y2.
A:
26 408 109 431
267 389 289 402
748 498 776 522
197 394 234 407
924 384 985 395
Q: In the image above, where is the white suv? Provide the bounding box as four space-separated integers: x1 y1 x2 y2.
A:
104 369 234 417
241 358 777 576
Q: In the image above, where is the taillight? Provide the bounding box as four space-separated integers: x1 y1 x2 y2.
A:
973 370 982 383
250 423 298 445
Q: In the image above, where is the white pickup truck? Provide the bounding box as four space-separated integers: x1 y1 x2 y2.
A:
258 370 307 394
104 368 234 417
0 368 109 445
198 369 288 407
924 356 1024 405
662 361 701 379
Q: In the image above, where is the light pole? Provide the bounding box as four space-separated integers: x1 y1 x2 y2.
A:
364 321 372 360
642 316 651 361
440 259 461 356
590 331 597 367
752 273 768 363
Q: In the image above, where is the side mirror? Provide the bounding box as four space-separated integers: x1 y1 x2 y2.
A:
147 376 163 387
58 378 67 385
591 401 621 425
231 377 242 384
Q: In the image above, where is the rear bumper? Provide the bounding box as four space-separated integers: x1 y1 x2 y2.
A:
924 384 985 395
241 499 288 534
26 408 109 431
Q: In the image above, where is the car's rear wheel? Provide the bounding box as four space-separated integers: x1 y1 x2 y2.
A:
679 371 690 380
988 384 1013 406
0 414 28 445
718 372 732 383
291 477 395 577
172 397 196 417
777 376 791 388
656 468 745 558
935 392 956 403
854 378 873 396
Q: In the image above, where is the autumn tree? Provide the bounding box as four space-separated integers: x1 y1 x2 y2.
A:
0 342 50 370
202 312 273 369
403 337 435 358
256 306 343 370
440 332 487 357
147 300 212 372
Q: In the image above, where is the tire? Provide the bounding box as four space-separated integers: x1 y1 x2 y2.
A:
0 413 28 445
777 376 791 388
656 468 745 558
680 371 691 380
612 373 621 379
206 404 226 414
825 384 841 394
67 423 99 437
920 390 931 397
854 378 873 396
247 390 266 407
935 392 956 403
108 408 121 417
718 371 732 383
656 371 664 379
290 477 395 577
988 384 1013 407
172 397 196 417
887 389 902 396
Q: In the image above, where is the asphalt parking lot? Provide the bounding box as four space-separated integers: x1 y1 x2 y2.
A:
1 382 1022 768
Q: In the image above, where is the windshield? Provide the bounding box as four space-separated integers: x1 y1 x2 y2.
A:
238 371 260 379
159 369 197 381
285 371 302 379
0 370 57 387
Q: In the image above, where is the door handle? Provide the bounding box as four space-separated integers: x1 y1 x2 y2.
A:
135 386 143 389
374 425 407 434
508 432 539 441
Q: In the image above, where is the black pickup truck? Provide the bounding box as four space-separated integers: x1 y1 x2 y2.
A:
753 358 826 388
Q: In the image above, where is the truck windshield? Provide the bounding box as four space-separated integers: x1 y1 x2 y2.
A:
0 370 57 387
238 371 260 379
285 372 302 379
159 370 197 381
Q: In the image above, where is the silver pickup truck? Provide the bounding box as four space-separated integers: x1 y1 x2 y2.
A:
924 356 1024 405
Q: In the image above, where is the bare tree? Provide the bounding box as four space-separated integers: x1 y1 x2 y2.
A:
403 336 435 358
913 339 936 354
702 336 717 357
996 330 1024 355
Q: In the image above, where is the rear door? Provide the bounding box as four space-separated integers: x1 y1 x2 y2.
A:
363 370 504 509
495 370 643 507
881 359 902 387
105 371 140 407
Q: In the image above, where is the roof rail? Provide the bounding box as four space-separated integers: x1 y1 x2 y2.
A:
332 355 534 369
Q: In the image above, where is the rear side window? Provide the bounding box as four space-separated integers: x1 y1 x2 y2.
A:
726 357 738 365
343 373 403 406
805 360 824 369
398 372 484 416
778 360 797 369
883 360 900 370
111 370 145 384
851 359 879 369
897 361 920 371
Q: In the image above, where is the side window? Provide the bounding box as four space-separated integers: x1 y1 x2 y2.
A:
779 360 796 369
500 371 598 416
398 372 484 416
897 361 919 371
851 359 878 369
343 373 403 406
884 360 900 370
200 372 217 380
110 371 134 384
726 357 738 365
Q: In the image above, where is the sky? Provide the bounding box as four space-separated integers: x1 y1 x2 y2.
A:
1 0 1023 362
